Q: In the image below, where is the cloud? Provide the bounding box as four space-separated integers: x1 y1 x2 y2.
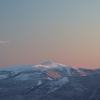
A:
0 41 9 44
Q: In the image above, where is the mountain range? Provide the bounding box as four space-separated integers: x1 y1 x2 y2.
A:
0 60 100 100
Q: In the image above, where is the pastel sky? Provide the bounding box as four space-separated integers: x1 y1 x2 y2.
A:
0 0 100 68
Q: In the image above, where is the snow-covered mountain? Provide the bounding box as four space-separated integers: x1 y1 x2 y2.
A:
0 60 89 80
0 60 98 81
0 61 100 100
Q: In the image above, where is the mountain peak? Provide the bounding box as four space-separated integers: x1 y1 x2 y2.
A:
34 60 59 68
40 60 55 66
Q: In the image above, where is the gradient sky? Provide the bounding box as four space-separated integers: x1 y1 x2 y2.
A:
0 0 100 68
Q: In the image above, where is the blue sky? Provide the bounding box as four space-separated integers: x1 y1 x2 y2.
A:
0 0 100 68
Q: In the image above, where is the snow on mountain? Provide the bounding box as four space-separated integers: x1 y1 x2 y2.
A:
47 77 69 93
0 60 100 100
33 60 73 76
0 65 34 73
34 60 58 69
0 60 95 81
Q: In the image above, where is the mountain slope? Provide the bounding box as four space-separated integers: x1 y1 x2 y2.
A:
0 61 100 100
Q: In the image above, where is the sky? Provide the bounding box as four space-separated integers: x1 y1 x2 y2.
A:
0 0 100 68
